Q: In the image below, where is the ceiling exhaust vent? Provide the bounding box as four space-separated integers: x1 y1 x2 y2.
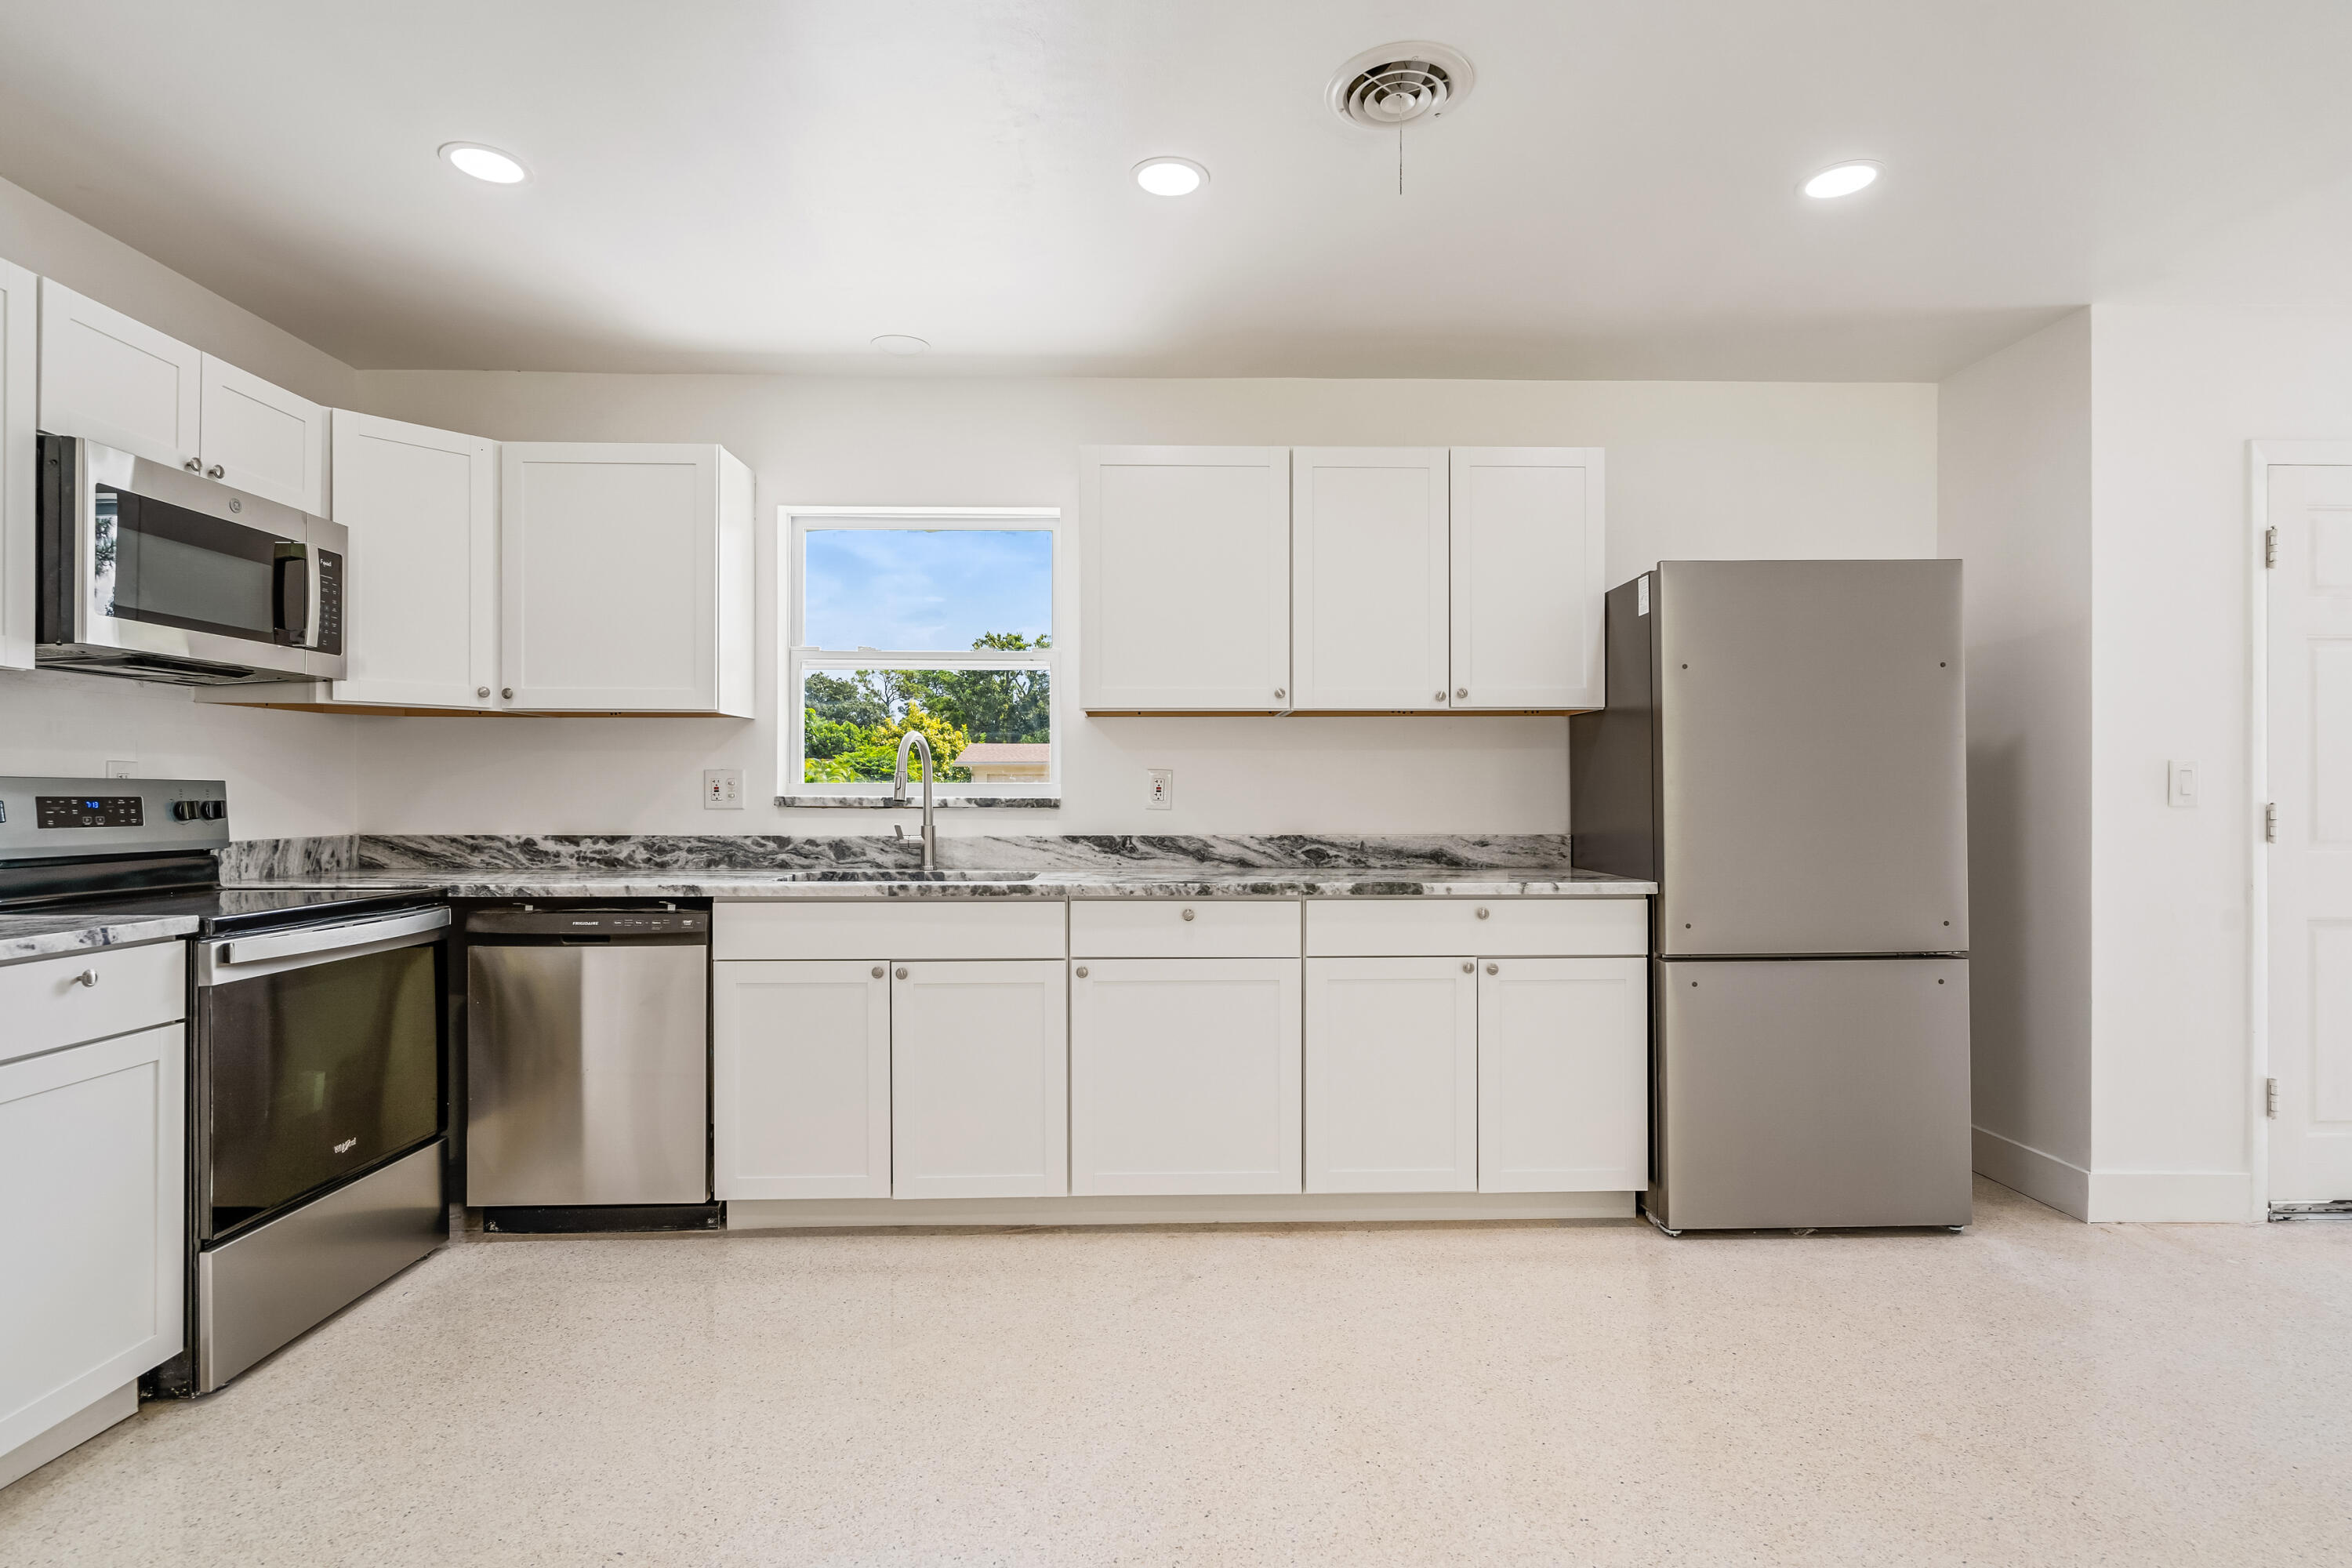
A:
1327 41 1475 129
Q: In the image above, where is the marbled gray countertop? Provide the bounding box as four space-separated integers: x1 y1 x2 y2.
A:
221 869 1653 900
0 911 201 965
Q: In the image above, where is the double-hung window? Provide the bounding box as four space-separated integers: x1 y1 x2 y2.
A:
782 507 1060 803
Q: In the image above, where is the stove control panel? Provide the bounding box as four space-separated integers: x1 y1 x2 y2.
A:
36 795 145 829
0 776 230 861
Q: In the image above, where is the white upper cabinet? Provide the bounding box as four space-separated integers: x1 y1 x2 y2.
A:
1 257 32 670
38 279 326 514
1080 445 1290 712
199 355 326 514
1450 448 1606 710
328 412 498 709
1291 448 1450 711
499 442 753 713
38 280 202 471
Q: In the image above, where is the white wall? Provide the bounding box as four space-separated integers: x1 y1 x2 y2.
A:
0 173 361 840
1936 310 2095 1216
347 372 1940 835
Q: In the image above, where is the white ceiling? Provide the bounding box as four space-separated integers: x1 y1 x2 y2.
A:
5 1 2351 380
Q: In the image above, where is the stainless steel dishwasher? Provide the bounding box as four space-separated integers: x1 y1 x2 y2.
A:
465 906 713 1225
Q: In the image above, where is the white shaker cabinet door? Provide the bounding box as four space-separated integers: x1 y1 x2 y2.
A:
38 279 203 472
1069 957 1301 1195
1449 448 1606 710
1080 446 1290 712
0 1023 184 1460
328 412 498 709
1477 956 1646 1192
1 256 32 669
1305 956 1478 1192
713 961 890 1199
1291 448 1450 711
891 960 1068 1200
199 355 327 514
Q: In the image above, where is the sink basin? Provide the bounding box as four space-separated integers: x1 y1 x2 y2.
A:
765 869 1042 884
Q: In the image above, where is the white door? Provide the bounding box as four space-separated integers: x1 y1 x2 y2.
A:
1305 956 1477 1192
713 961 890 1199
1449 448 1606 710
329 412 498 709
37 280 202 471
199 355 326 514
891 960 1068 1199
1291 448 1450 711
1069 957 1301 1194
0 256 32 670
2267 462 2352 1205
1080 446 1290 711
0 1024 184 1458
500 442 719 711
1478 956 1646 1192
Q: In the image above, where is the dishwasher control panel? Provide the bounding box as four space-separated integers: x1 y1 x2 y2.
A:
465 908 709 938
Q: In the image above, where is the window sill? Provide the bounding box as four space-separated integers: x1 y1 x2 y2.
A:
775 795 1062 810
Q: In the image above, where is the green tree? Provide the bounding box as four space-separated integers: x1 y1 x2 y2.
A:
899 634 1053 743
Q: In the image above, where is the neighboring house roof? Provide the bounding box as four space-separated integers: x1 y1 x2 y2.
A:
953 743 1052 765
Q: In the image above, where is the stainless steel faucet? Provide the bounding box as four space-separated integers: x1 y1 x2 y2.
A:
891 730 936 870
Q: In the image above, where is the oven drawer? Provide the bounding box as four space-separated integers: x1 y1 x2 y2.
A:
0 940 185 1065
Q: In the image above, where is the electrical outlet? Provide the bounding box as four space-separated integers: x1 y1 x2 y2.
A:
702 768 743 809
1147 768 1173 810
105 760 134 779
2169 760 2198 808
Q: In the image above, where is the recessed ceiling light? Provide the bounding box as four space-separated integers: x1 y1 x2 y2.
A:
440 143 528 184
871 334 930 356
1802 161 1880 199
1134 158 1207 197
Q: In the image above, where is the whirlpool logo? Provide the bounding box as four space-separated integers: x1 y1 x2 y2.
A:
333 1137 358 1155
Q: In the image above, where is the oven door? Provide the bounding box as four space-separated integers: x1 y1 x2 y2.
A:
195 907 449 1243
37 434 347 682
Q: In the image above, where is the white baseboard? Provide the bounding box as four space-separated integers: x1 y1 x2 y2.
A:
2085 1169 2255 1224
0 1381 135 1492
1973 1126 2090 1218
729 1189 1636 1230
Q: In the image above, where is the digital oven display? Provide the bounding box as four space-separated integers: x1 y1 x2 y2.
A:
35 795 144 829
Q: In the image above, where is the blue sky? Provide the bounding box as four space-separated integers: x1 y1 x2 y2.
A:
803 529 1053 651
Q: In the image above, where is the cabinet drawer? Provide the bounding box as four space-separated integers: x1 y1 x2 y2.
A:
714 900 1066 961
0 941 187 1065
1305 898 1646 957
1070 899 1299 959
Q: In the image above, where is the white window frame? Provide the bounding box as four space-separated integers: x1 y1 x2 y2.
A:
782 506 1062 802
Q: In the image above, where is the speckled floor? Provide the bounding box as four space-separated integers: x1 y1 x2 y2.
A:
2 1178 2347 1566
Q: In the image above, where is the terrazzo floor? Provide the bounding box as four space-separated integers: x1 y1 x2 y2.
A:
2 1178 2347 1566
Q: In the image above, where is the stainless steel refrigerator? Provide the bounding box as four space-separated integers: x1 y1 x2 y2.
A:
1570 559 1972 1232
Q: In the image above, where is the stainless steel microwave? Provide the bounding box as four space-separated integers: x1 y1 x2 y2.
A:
34 433 347 684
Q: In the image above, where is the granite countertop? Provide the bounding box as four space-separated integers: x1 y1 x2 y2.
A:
221 868 1655 900
0 909 201 965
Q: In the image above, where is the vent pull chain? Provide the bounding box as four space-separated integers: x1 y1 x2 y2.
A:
1398 123 1405 195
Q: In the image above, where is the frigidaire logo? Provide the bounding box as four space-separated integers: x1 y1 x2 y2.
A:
334 1138 358 1154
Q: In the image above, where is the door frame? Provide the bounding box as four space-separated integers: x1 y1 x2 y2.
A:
2247 441 2352 1218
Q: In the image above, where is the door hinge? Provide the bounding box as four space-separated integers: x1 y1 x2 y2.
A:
2267 1076 2280 1119
2264 525 2278 568
2265 802 2278 843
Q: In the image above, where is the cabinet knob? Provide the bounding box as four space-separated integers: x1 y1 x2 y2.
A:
1273 688 1286 701
501 687 514 699
206 464 225 479
1435 691 1446 702
1181 907 1196 921
1074 965 1089 978
1461 961 1474 974
1475 906 1490 920
871 966 884 979
895 967 909 980
182 457 201 473
476 686 491 699
1486 963 1499 975
74 968 100 987
1456 687 1468 699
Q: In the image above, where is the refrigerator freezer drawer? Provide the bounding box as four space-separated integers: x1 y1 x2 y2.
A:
1653 957 1971 1231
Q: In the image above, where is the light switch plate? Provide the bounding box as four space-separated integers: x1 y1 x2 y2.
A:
105 760 134 779
703 768 743 809
1147 768 1173 810
2169 760 2198 808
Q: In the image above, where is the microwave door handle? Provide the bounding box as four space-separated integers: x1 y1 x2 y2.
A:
304 540 324 649
275 545 313 646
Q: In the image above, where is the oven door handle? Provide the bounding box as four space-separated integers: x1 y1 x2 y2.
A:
210 906 451 971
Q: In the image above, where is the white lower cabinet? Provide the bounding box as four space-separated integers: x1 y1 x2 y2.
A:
1 1022 184 1466
1305 957 1478 1193
1069 957 1301 1196
1477 956 1648 1193
713 960 891 1199
891 960 1067 1199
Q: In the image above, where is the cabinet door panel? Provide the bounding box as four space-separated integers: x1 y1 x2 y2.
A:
1292 448 1450 710
713 961 889 1199
200 355 326 514
1305 957 1476 1192
1069 957 1301 1194
38 280 202 470
328 412 497 708
892 960 1067 1199
1080 446 1289 711
0 1024 183 1457
2 257 33 670
1478 956 1646 1192
1450 448 1605 710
